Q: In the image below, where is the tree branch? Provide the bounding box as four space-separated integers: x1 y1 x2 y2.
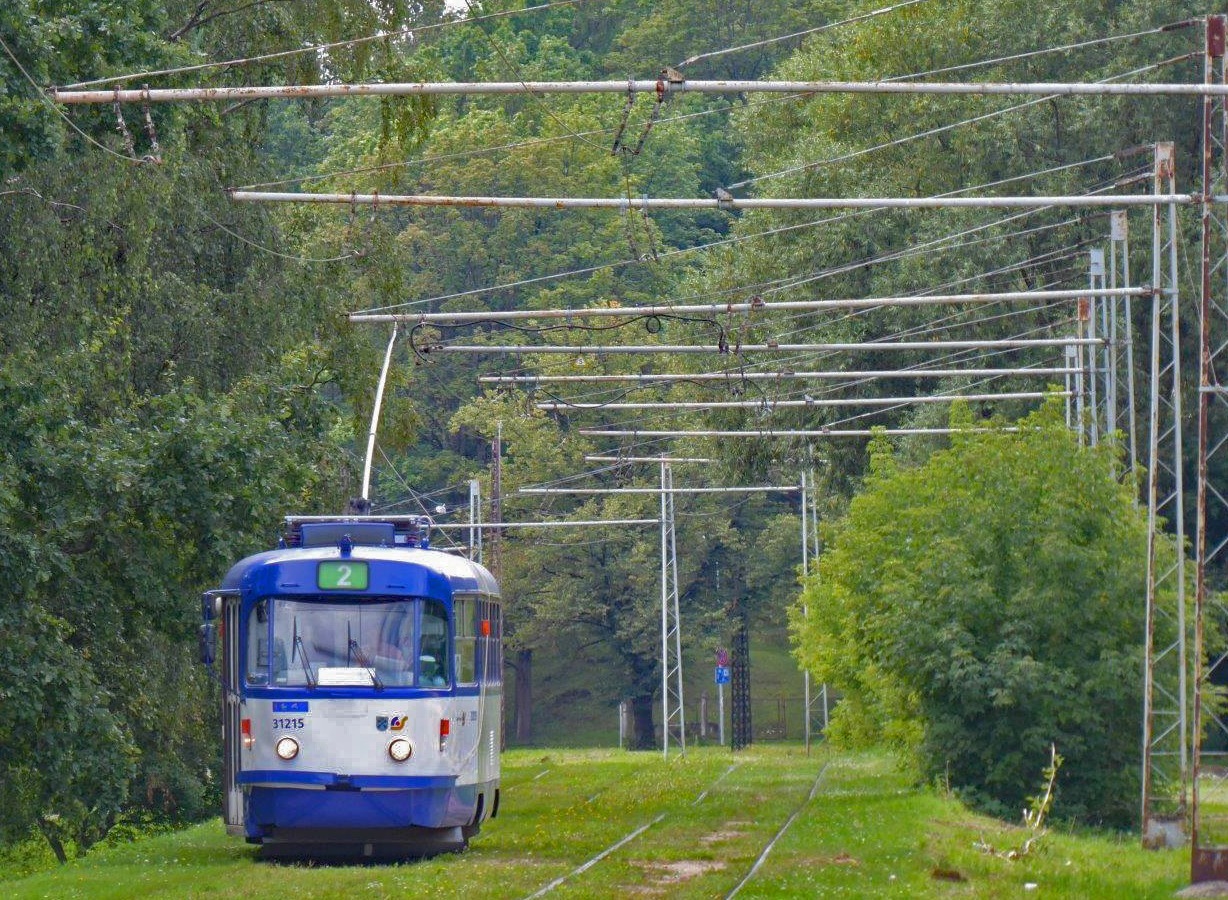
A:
169 0 298 43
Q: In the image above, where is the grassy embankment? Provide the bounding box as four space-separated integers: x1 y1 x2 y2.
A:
0 746 1190 899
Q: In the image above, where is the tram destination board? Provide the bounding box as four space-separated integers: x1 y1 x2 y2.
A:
317 560 369 590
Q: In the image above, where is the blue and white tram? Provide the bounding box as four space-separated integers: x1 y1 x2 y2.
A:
200 515 502 858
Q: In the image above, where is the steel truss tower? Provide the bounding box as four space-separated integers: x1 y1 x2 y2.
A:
1142 139 1188 845
660 462 685 757
1193 14 1228 883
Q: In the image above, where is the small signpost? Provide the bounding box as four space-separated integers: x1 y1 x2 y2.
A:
716 649 729 745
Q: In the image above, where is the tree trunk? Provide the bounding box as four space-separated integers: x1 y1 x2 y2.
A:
631 693 657 750
514 648 533 743
37 818 67 865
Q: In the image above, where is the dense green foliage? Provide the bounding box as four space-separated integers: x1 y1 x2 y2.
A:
790 403 1158 825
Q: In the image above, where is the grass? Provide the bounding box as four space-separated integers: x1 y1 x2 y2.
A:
0 746 1191 898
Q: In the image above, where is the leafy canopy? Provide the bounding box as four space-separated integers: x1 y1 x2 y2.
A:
790 401 1152 826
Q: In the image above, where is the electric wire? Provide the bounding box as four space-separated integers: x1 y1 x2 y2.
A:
0 34 146 166
456 0 610 153
373 445 465 549
730 53 1195 190
886 20 1197 82
529 227 1100 413
349 150 1127 315
58 0 592 89
674 0 930 70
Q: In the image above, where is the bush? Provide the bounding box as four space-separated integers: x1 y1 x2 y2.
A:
790 402 1159 827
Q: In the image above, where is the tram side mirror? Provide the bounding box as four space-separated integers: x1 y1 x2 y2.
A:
200 623 217 667
201 592 221 622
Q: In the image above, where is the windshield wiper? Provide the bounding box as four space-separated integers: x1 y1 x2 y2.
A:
292 618 316 689
347 624 384 690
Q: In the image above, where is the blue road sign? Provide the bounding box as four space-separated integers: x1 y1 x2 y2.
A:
715 665 731 685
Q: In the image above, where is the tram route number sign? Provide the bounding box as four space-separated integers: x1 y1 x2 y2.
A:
318 560 369 590
715 665 731 685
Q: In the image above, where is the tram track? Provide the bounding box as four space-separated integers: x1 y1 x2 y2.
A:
514 758 761 898
724 761 830 898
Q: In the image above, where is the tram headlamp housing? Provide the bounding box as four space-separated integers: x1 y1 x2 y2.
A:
275 737 300 761
388 738 413 762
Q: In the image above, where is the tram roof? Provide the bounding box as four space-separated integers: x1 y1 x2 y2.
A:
219 545 499 596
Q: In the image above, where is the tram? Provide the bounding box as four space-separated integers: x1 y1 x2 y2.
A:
200 515 502 858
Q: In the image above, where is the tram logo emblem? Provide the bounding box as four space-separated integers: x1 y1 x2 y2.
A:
376 715 408 732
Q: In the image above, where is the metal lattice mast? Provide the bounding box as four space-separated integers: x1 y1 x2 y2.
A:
1142 140 1189 843
490 424 503 584
1089 250 1107 445
801 469 812 754
730 605 752 751
660 461 685 757
1193 14 1228 882
1110 210 1141 476
468 479 483 562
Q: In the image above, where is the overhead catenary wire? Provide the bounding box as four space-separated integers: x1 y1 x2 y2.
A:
0 35 357 265
58 0 593 89
674 0 930 69
486 210 1109 412
489 293 1090 401
886 20 1197 82
346 152 1125 315
730 54 1194 190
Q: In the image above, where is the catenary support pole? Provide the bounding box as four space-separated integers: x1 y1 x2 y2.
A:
53 79 1228 106
350 289 1150 325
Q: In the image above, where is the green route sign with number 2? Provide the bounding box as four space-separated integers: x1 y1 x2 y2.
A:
318 561 369 590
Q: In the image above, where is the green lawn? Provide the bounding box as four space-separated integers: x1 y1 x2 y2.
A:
0 746 1191 898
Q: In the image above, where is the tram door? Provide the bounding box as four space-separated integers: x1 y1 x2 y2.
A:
219 593 244 833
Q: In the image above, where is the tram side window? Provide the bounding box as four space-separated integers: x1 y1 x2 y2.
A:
245 600 288 685
454 596 476 684
419 600 450 687
483 599 503 684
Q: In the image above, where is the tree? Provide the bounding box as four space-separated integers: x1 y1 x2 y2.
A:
790 401 1159 826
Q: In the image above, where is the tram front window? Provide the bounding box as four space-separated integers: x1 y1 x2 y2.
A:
245 599 421 688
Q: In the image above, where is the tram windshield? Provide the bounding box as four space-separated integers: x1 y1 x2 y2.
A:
245 598 451 689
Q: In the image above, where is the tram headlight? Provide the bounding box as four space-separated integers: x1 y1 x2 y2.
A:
275 737 300 761
388 738 413 762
